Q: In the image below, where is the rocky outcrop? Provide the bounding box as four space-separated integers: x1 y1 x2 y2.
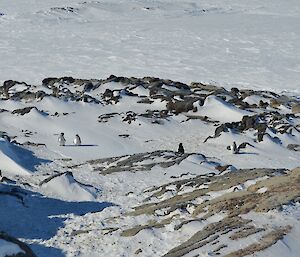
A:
11 107 37 116
119 167 299 257
292 104 300 114
205 110 298 143
88 150 193 175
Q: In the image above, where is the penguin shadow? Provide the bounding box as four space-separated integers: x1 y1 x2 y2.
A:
64 144 98 147
237 152 259 155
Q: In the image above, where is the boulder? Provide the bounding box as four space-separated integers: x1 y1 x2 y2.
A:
291 104 300 114
11 107 36 116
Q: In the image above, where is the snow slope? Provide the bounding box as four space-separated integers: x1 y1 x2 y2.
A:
0 75 299 257
192 95 251 122
0 138 41 177
0 1 300 257
40 172 99 201
0 0 300 93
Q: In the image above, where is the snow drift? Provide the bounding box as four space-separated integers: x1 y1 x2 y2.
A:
40 172 98 201
0 139 32 176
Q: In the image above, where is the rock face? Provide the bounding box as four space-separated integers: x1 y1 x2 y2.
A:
87 150 204 175
121 167 299 257
0 232 37 257
292 104 300 114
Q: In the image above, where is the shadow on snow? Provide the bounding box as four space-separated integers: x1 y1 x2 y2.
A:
0 183 115 257
0 140 52 171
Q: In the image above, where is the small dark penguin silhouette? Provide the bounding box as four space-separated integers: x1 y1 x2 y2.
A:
178 143 184 154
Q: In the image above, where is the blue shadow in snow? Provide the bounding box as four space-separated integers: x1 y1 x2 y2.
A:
0 184 115 241
0 140 52 171
30 243 65 257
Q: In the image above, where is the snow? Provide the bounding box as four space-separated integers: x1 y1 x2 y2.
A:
0 80 298 256
0 138 32 176
242 211 300 257
0 0 299 93
192 95 251 122
40 173 98 201
0 1 299 257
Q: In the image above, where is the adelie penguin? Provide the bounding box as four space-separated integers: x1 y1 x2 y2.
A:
231 141 238 154
58 132 66 146
178 143 185 154
74 134 81 146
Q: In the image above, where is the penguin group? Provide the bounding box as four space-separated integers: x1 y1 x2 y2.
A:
58 133 81 146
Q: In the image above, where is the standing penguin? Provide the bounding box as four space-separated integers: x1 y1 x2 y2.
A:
58 132 66 146
178 143 185 154
232 141 238 154
73 134 81 146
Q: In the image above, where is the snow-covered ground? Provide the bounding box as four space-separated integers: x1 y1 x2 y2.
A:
0 0 300 93
0 75 299 256
0 1 300 257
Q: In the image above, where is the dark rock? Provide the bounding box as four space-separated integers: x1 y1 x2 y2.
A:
60 76 75 84
270 99 281 108
3 80 17 90
12 107 36 115
287 144 300 151
51 86 60 97
42 77 58 87
241 115 257 130
214 123 230 137
98 113 119 123
135 248 143 254
103 89 113 98
237 142 254 152
122 112 137 124
190 82 221 92
160 110 169 118
23 141 46 147
83 82 94 92
109 76 132 85
0 80 30 99
230 87 239 95
137 97 154 104
292 104 300 114
35 90 47 100
166 100 195 114
122 89 138 97
17 91 36 101
256 123 267 142
228 97 251 109
78 94 100 104
172 82 190 90
215 165 230 173
119 134 130 138
259 100 269 109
